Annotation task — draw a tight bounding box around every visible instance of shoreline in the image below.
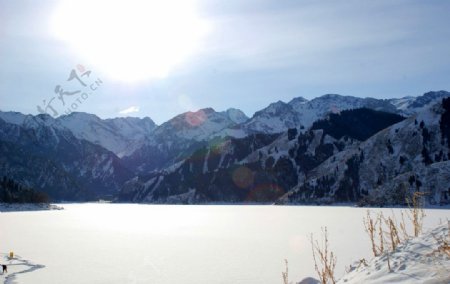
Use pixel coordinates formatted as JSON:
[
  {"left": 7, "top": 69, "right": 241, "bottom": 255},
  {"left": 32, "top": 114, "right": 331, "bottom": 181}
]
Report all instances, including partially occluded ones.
[{"left": 0, "top": 203, "right": 64, "bottom": 212}]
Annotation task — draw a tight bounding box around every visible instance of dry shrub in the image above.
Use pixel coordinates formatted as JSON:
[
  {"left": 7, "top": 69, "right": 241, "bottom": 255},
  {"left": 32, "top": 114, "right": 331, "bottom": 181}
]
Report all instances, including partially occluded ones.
[
  {"left": 363, "top": 211, "right": 385, "bottom": 257},
  {"left": 363, "top": 210, "right": 407, "bottom": 257},
  {"left": 399, "top": 211, "right": 410, "bottom": 240},
  {"left": 385, "top": 216, "right": 401, "bottom": 252},
  {"left": 310, "top": 227, "right": 337, "bottom": 284},
  {"left": 363, "top": 191, "right": 427, "bottom": 258},
  {"left": 282, "top": 259, "right": 289, "bottom": 284},
  {"left": 406, "top": 191, "right": 426, "bottom": 237}
]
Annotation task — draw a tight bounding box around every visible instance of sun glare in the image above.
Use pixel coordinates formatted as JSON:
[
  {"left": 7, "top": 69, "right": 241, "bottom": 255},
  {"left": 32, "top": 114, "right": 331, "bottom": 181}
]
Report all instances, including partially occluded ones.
[{"left": 51, "top": 0, "right": 209, "bottom": 82}]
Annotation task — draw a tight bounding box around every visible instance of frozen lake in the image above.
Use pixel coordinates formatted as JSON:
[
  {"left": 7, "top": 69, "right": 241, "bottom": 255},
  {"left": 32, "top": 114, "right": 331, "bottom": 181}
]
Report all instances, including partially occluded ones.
[{"left": 0, "top": 204, "right": 448, "bottom": 284}]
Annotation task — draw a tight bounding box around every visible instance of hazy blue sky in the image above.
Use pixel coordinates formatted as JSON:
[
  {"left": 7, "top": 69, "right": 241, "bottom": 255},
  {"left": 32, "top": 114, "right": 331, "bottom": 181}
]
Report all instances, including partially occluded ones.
[{"left": 1, "top": 0, "right": 450, "bottom": 124}]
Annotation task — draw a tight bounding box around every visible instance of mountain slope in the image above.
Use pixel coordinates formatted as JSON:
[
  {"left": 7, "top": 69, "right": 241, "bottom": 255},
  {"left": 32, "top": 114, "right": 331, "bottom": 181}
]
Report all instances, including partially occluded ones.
[
  {"left": 0, "top": 114, "right": 132, "bottom": 200},
  {"left": 282, "top": 98, "right": 450, "bottom": 205},
  {"left": 118, "top": 133, "right": 281, "bottom": 203},
  {"left": 389, "top": 90, "right": 450, "bottom": 116},
  {"left": 242, "top": 91, "right": 450, "bottom": 135},
  {"left": 243, "top": 94, "right": 399, "bottom": 134},
  {"left": 122, "top": 108, "right": 249, "bottom": 173},
  {"left": 118, "top": 108, "right": 405, "bottom": 203},
  {"left": 57, "top": 112, "right": 156, "bottom": 157},
  {"left": 2, "top": 91, "right": 450, "bottom": 203}
]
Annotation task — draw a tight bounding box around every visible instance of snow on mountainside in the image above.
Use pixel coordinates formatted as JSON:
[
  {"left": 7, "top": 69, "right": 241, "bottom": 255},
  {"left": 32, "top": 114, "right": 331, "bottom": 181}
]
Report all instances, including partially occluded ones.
[
  {"left": 243, "top": 91, "right": 450, "bottom": 135},
  {"left": 118, "top": 108, "right": 405, "bottom": 204},
  {"left": 0, "top": 111, "right": 63, "bottom": 130},
  {"left": 0, "top": 113, "right": 132, "bottom": 200},
  {"left": 0, "top": 111, "right": 157, "bottom": 157},
  {"left": 121, "top": 108, "right": 250, "bottom": 173},
  {"left": 0, "top": 111, "right": 28, "bottom": 125},
  {"left": 222, "top": 108, "right": 249, "bottom": 124},
  {"left": 2, "top": 91, "right": 450, "bottom": 203},
  {"left": 244, "top": 101, "right": 302, "bottom": 133},
  {"left": 295, "top": 94, "right": 398, "bottom": 126},
  {"left": 244, "top": 94, "right": 398, "bottom": 134},
  {"left": 282, "top": 99, "right": 450, "bottom": 205},
  {"left": 58, "top": 112, "right": 156, "bottom": 157},
  {"left": 118, "top": 133, "right": 281, "bottom": 203},
  {"left": 388, "top": 96, "right": 416, "bottom": 111},
  {"left": 151, "top": 107, "right": 245, "bottom": 141},
  {"left": 389, "top": 90, "right": 450, "bottom": 116}
]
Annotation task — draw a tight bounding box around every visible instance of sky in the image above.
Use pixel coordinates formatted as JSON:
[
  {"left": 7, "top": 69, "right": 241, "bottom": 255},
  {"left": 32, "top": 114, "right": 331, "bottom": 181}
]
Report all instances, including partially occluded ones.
[{"left": 1, "top": 0, "right": 450, "bottom": 124}]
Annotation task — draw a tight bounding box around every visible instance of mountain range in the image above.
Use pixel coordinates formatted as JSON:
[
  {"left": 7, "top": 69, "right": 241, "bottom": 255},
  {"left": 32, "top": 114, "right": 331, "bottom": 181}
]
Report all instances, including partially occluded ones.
[{"left": 1, "top": 91, "right": 449, "bottom": 204}]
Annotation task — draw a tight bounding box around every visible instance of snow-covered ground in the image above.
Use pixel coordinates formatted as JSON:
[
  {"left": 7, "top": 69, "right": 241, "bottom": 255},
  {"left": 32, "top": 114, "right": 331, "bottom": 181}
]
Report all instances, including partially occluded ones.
[
  {"left": 0, "top": 253, "right": 45, "bottom": 284},
  {"left": 0, "top": 204, "right": 448, "bottom": 284},
  {"left": 337, "top": 224, "right": 450, "bottom": 284}
]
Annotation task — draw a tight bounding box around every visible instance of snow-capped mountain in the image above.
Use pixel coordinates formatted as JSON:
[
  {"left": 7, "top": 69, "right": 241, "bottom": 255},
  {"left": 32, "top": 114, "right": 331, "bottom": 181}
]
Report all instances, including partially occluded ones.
[
  {"left": 2, "top": 90, "right": 450, "bottom": 203},
  {"left": 242, "top": 91, "right": 450, "bottom": 135},
  {"left": 57, "top": 112, "right": 156, "bottom": 157},
  {"left": 282, "top": 98, "right": 450, "bottom": 205},
  {"left": 0, "top": 111, "right": 157, "bottom": 158},
  {"left": 117, "top": 108, "right": 406, "bottom": 204},
  {"left": 243, "top": 94, "right": 398, "bottom": 134},
  {"left": 0, "top": 113, "right": 132, "bottom": 200},
  {"left": 0, "top": 111, "right": 29, "bottom": 125},
  {"left": 222, "top": 108, "right": 249, "bottom": 124},
  {"left": 295, "top": 94, "right": 398, "bottom": 125},
  {"left": 150, "top": 107, "right": 247, "bottom": 141},
  {"left": 388, "top": 90, "right": 450, "bottom": 116},
  {"left": 122, "top": 108, "right": 249, "bottom": 173},
  {"left": 243, "top": 101, "right": 302, "bottom": 133}
]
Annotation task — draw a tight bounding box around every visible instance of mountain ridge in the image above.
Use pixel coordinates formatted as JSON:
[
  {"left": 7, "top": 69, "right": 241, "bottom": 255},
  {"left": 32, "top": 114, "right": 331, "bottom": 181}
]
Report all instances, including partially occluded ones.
[{"left": 1, "top": 90, "right": 449, "bottom": 203}]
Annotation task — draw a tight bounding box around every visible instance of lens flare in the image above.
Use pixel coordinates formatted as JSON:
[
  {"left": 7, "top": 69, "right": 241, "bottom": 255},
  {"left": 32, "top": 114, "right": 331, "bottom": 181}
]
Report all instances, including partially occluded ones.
[
  {"left": 232, "top": 166, "right": 254, "bottom": 189},
  {"left": 246, "top": 183, "right": 285, "bottom": 202},
  {"left": 185, "top": 109, "right": 207, "bottom": 127}
]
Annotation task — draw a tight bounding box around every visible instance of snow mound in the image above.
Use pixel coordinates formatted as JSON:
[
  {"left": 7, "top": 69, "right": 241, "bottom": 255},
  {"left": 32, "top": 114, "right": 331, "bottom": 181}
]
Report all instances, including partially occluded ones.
[
  {"left": 297, "top": 276, "right": 320, "bottom": 284},
  {"left": 338, "top": 224, "right": 450, "bottom": 284}
]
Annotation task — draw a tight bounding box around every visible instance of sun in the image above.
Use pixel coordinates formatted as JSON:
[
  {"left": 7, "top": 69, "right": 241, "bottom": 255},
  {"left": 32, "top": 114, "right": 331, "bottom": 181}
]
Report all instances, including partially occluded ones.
[{"left": 51, "top": 0, "right": 209, "bottom": 82}]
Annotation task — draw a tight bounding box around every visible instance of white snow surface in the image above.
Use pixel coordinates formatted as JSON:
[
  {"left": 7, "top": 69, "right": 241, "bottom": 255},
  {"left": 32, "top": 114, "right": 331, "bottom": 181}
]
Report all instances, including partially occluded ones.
[
  {"left": 0, "top": 204, "right": 448, "bottom": 284},
  {"left": 338, "top": 223, "right": 450, "bottom": 284}
]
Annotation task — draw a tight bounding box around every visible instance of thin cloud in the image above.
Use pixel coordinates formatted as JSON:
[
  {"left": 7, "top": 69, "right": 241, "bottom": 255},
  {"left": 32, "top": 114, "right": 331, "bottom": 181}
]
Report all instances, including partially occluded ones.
[
  {"left": 199, "top": 0, "right": 450, "bottom": 76},
  {"left": 119, "top": 106, "right": 140, "bottom": 114}
]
